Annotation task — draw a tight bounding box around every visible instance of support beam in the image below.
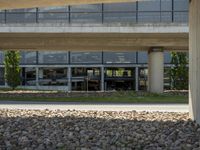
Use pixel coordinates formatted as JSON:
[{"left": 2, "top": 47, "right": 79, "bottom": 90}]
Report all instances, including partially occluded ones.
[
  {"left": 101, "top": 66, "right": 105, "bottom": 92},
  {"left": 148, "top": 48, "right": 164, "bottom": 93},
  {"left": 36, "top": 67, "right": 39, "bottom": 87},
  {"left": 68, "top": 67, "right": 72, "bottom": 92},
  {"left": 135, "top": 67, "right": 139, "bottom": 91},
  {"left": 189, "top": 0, "right": 200, "bottom": 124}
]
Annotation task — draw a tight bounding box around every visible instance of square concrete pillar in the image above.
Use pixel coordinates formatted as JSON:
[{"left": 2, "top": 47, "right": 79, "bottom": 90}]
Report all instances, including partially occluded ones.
[
  {"left": 148, "top": 48, "right": 164, "bottom": 93},
  {"left": 189, "top": 0, "right": 200, "bottom": 124}
]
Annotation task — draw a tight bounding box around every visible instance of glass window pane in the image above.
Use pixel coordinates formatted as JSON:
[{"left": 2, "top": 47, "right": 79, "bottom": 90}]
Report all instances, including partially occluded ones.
[
  {"left": 20, "top": 51, "right": 37, "bottom": 64},
  {"left": 21, "top": 67, "right": 36, "bottom": 86},
  {"left": 138, "top": 0, "right": 160, "bottom": 11},
  {"left": 138, "top": 52, "right": 148, "bottom": 64},
  {"left": 7, "top": 8, "right": 36, "bottom": 13},
  {"left": 6, "top": 12, "right": 36, "bottom": 23},
  {"left": 71, "top": 13, "right": 102, "bottom": 23},
  {"left": 38, "top": 6, "right": 69, "bottom": 12},
  {"left": 38, "top": 51, "right": 69, "bottom": 64},
  {"left": 104, "top": 3, "right": 136, "bottom": 12},
  {"left": 174, "top": 12, "right": 188, "bottom": 23},
  {"left": 70, "top": 52, "right": 102, "bottom": 64},
  {"left": 174, "top": 0, "right": 188, "bottom": 11},
  {"left": 138, "top": 12, "right": 161, "bottom": 23},
  {"left": 139, "top": 67, "right": 148, "bottom": 90},
  {"left": 161, "top": 0, "right": 172, "bottom": 11},
  {"left": 104, "top": 12, "right": 136, "bottom": 23},
  {"left": 39, "top": 67, "right": 68, "bottom": 86},
  {"left": 161, "top": 12, "right": 172, "bottom": 22},
  {"left": 38, "top": 12, "right": 69, "bottom": 23},
  {"left": 104, "top": 52, "right": 136, "bottom": 64},
  {"left": 0, "top": 12, "right": 5, "bottom": 23},
  {"left": 0, "top": 51, "right": 4, "bottom": 64},
  {"left": 164, "top": 52, "right": 171, "bottom": 64},
  {"left": 0, "top": 68, "right": 5, "bottom": 85},
  {"left": 71, "top": 4, "right": 102, "bottom": 12}
]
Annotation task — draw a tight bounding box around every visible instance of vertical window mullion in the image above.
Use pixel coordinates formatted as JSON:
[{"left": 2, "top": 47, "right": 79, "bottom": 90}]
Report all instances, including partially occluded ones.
[
  {"left": 68, "top": 6, "right": 71, "bottom": 24},
  {"left": 172, "top": 0, "right": 174, "bottom": 22}
]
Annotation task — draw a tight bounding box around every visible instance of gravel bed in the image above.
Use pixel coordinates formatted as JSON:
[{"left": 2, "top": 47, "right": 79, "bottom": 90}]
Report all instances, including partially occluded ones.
[{"left": 0, "top": 109, "right": 199, "bottom": 150}]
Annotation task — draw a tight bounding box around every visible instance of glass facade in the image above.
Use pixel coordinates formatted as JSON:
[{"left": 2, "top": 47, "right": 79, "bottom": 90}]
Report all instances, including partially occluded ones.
[
  {"left": 0, "top": 51, "right": 188, "bottom": 91},
  {"left": 104, "top": 52, "right": 136, "bottom": 64},
  {"left": 20, "top": 51, "right": 37, "bottom": 64},
  {"left": 39, "top": 67, "right": 68, "bottom": 86},
  {"left": 21, "top": 67, "right": 36, "bottom": 86},
  {"left": 38, "top": 51, "right": 68, "bottom": 64},
  {"left": 71, "top": 67, "right": 101, "bottom": 91},
  {"left": 0, "top": 68, "right": 4, "bottom": 85},
  {"left": 70, "top": 52, "right": 102, "bottom": 64},
  {"left": 105, "top": 67, "right": 135, "bottom": 90},
  {"left": 0, "top": 0, "right": 188, "bottom": 24},
  {"left": 0, "top": 51, "right": 4, "bottom": 64}
]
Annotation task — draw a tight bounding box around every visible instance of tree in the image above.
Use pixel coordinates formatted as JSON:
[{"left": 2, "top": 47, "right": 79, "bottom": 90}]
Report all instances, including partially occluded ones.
[
  {"left": 4, "top": 51, "right": 21, "bottom": 90},
  {"left": 170, "top": 52, "right": 188, "bottom": 90}
]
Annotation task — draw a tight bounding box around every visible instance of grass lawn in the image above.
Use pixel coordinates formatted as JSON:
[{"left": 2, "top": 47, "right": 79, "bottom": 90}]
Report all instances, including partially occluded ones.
[{"left": 0, "top": 91, "right": 188, "bottom": 103}]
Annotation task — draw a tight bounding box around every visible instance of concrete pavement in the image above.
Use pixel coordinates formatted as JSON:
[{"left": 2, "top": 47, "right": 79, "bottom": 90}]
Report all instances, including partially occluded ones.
[{"left": 0, "top": 101, "right": 188, "bottom": 112}]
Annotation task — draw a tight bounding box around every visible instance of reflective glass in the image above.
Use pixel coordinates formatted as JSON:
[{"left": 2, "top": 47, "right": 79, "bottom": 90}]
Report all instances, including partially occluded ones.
[
  {"left": 71, "top": 13, "right": 102, "bottom": 23},
  {"left": 161, "top": 0, "right": 172, "bottom": 11},
  {"left": 38, "top": 12, "right": 69, "bottom": 23},
  {"left": 161, "top": 12, "right": 172, "bottom": 22},
  {"left": 38, "top": 51, "right": 69, "bottom": 64},
  {"left": 174, "top": 12, "right": 188, "bottom": 23},
  {"left": 0, "top": 12, "right": 5, "bottom": 23},
  {"left": 104, "top": 3, "right": 136, "bottom": 12},
  {"left": 138, "top": 12, "right": 161, "bottom": 23},
  {"left": 138, "top": 0, "right": 160, "bottom": 11},
  {"left": 38, "top": 6, "right": 69, "bottom": 12},
  {"left": 39, "top": 67, "right": 68, "bottom": 86},
  {"left": 21, "top": 67, "right": 36, "bottom": 86},
  {"left": 6, "top": 12, "right": 36, "bottom": 23},
  {"left": 0, "top": 51, "right": 4, "bottom": 64},
  {"left": 71, "top": 4, "right": 102, "bottom": 12},
  {"left": 104, "top": 12, "right": 136, "bottom": 23},
  {"left": 20, "top": 51, "right": 37, "bottom": 64},
  {"left": 164, "top": 52, "right": 171, "bottom": 64},
  {"left": 138, "top": 52, "right": 148, "bottom": 64},
  {"left": 0, "top": 68, "right": 5, "bottom": 85},
  {"left": 104, "top": 52, "right": 136, "bottom": 64},
  {"left": 70, "top": 52, "right": 102, "bottom": 64},
  {"left": 174, "top": 0, "right": 188, "bottom": 11},
  {"left": 6, "top": 8, "right": 36, "bottom": 12}
]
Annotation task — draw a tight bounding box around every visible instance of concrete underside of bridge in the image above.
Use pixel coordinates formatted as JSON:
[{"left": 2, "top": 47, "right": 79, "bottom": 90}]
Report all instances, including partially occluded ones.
[
  {"left": 0, "top": 24, "right": 188, "bottom": 51},
  {"left": 0, "top": 0, "right": 140, "bottom": 9},
  {"left": 0, "top": 32, "right": 188, "bottom": 51}
]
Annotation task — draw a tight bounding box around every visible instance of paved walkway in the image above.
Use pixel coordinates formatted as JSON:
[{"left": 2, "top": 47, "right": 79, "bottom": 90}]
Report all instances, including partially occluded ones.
[{"left": 0, "top": 101, "right": 189, "bottom": 112}]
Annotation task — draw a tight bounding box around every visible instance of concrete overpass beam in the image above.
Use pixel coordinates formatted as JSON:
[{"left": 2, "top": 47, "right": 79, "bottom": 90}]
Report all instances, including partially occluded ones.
[
  {"left": 148, "top": 48, "right": 164, "bottom": 93},
  {"left": 189, "top": 0, "right": 200, "bottom": 124}
]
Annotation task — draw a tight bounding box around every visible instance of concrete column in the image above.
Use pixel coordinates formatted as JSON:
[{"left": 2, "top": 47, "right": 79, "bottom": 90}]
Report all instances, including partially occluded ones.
[
  {"left": 189, "top": 0, "right": 200, "bottom": 124},
  {"left": 36, "top": 67, "right": 39, "bottom": 87},
  {"left": 135, "top": 67, "right": 139, "bottom": 91},
  {"left": 101, "top": 66, "right": 104, "bottom": 92},
  {"left": 68, "top": 67, "right": 72, "bottom": 92},
  {"left": 148, "top": 48, "right": 164, "bottom": 93}
]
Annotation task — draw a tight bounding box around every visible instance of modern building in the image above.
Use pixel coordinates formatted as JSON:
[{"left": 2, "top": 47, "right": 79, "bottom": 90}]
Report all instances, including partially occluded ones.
[{"left": 0, "top": 0, "right": 189, "bottom": 92}]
